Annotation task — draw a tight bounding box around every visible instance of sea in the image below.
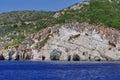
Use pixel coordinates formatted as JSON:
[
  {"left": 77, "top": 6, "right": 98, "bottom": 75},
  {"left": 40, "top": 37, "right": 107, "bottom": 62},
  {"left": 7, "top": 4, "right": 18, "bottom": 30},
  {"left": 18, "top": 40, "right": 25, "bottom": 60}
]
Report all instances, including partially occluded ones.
[{"left": 0, "top": 61, "right": 120, "bottom": 80}]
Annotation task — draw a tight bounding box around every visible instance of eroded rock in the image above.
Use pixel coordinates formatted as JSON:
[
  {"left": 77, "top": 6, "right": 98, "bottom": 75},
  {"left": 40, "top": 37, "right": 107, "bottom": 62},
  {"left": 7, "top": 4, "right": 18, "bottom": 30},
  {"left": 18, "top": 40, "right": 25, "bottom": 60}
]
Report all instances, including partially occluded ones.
[{"left": 50, "top": 49, "right": 62, "bottom": 61}]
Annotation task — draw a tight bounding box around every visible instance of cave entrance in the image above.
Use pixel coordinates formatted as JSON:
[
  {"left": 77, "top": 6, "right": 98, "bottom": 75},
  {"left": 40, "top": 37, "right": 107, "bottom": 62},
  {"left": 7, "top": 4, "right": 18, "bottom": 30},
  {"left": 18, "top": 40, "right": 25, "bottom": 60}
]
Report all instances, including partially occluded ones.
[
  {"left": 50, "top": 55, "right": 60, "bottom": 61},
  {"left": 50, "top": 49, "right": 62, "bottom": 61},
  {"left": 68, "top": 55, "right": 71, "bottom": 61},
  {"left": 42, "top": 56, "right": 45, "bottom": 61},
  {"left": 15, "top": 55, "right": 20, "bottom": 60},
  {"left": 72, "top": 54, "right": 80, "bottom": 61},
  {"left": 0, "top": 54, "right": 5, "bottom": 60}
]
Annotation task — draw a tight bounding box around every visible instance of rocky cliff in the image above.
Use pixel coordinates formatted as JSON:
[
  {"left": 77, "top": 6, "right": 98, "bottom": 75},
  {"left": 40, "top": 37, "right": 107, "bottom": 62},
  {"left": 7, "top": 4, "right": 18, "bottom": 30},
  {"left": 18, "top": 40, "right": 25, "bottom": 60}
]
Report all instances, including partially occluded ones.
[
  {"left": 1, "top": 22, "right": 120, "bottom": 61},
  {"left": 31, "top": 22, "right": 120, "bottom": 61}
]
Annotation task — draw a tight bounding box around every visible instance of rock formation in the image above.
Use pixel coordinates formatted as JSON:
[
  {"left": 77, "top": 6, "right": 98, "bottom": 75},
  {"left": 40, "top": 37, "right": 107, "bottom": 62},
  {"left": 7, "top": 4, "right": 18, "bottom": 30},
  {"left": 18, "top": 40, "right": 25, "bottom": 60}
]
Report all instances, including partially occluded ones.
[
  {"left": 30, "top": 22, "right": 120, "bottom": 61},
  {"left": 0, "top": 22, "right": 120, "bottom": 61}
]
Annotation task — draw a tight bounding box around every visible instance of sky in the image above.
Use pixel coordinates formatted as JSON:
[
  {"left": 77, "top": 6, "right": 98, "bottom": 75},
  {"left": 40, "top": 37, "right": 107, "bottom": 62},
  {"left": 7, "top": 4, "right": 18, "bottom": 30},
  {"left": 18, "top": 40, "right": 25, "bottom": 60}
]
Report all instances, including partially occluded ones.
[{"left": 0, "top": 0, "right": 83, "bottom": 13}]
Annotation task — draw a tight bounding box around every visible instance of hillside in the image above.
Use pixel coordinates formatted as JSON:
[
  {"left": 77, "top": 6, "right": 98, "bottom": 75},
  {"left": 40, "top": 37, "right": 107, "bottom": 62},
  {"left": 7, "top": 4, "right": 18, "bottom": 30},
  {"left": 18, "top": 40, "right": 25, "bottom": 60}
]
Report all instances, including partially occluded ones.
[
  {"left": 54, "top": 0, "right": 120, "bottom": 29},
  {"left": 0, "top": 11, "right": 54, "bottom": 25},
  {"left": 0, "top": 0, "right": 120, "bottom": 61}
]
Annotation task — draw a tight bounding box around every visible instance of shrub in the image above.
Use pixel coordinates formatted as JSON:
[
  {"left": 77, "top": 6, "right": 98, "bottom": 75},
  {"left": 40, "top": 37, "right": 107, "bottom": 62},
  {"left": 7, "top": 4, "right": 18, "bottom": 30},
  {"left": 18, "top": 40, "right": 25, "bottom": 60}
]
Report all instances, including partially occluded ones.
[
  {"left": 35, "top": 34, "right": 50, "bottom": 49},
  {"left": 68, "top": 34, "right": 80, "bottom": 41},
  {"left": 108, "top": 41, "right": 116, "bottom": 47},
  {"left": 5, "top": 40, "right": 21, "bottom": 49}
]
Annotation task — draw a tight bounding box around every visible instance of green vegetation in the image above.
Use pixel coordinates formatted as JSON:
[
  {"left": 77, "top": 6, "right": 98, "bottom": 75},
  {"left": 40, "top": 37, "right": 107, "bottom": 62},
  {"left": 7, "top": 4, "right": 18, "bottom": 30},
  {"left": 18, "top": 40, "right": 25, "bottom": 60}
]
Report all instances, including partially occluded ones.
[
  {"left": 5, "top": 40, "right": 21, "bottom": 49},
  {"left": 108, "top": 41, "right": 116, "bottom": 47},
  {"left": 0, "top": 11, "right": 54, "bottom": 49},
  {"left": 57, "top": 0, "right": 120, "bottom": 29},
  {"left": 0, "top": 11, "right": 54, "bottom": 25},
  {"left": 68, "top": 34, "right": 80, "bottom": 41},
  {"left": 0, "top": 0, "right": 120, "bottom": 36},
  {"left": 89, "top": 0, "right": 120, "bottom": 29},
  {"left": 11, "top": 34, "right": 25, "bottom": 40},
  {"left": 35, "top": 34, "right": 50, "bottom": 50}
]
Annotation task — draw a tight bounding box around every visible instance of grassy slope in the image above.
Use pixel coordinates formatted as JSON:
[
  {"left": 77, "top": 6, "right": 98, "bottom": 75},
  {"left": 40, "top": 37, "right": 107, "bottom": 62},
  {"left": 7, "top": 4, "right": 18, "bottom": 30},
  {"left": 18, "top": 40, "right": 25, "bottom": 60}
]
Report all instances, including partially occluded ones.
[{"left": 0, "top": 11, "right": 54, "bottom": 24}]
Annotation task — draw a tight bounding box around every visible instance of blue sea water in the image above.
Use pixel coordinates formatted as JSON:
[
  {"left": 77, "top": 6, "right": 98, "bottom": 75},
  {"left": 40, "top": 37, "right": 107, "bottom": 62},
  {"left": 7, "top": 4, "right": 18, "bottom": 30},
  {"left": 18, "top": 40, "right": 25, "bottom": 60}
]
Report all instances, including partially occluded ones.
[{"left": 0, "top": 61, "right": 120, "bottom": 80}]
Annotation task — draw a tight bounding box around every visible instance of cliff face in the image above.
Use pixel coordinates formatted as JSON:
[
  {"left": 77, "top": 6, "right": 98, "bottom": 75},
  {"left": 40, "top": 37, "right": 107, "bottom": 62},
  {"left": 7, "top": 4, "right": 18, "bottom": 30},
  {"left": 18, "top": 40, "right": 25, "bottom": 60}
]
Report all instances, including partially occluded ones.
[
  {"left": 31, "top": 22, "right": 120, "bottom": 61},
  {"left": 0, "top": 22, "right": 120, "bottom": 61}
]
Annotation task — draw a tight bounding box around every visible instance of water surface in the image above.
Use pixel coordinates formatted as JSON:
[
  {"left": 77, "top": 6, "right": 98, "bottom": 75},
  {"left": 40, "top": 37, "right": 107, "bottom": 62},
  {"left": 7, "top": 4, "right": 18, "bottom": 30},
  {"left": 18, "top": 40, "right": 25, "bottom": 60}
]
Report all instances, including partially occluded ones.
[{"left": 0, "top": 61, "right": 120, "bottom": 80}]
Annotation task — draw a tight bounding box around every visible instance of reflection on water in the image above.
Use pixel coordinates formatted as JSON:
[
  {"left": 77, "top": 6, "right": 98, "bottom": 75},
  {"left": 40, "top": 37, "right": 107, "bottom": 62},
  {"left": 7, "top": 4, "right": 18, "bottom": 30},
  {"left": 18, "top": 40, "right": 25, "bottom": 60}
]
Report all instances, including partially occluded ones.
[{"left": 0, "top": 61, "right": 120, "bottom": 80}]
